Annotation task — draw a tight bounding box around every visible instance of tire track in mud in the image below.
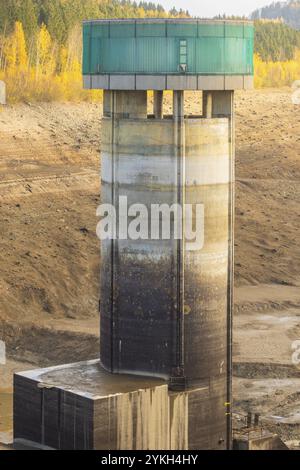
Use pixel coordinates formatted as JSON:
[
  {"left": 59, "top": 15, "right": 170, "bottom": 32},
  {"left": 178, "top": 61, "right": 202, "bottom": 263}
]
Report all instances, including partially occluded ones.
[{"left": 0, "top": 169, "right": 98, "bottom": 187}]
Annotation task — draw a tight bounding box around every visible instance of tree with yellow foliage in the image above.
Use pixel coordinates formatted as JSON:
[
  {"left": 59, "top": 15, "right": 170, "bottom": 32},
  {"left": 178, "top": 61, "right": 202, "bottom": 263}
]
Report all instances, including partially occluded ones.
[
  {"left": 4, "top": 21, "right": 28, "bottom": 72},
  {"left": 35, "top": 24, "right": 56, "bottom": 79},
  {"left": 254, "top": 52, "right": 300, "bottom": 87}
]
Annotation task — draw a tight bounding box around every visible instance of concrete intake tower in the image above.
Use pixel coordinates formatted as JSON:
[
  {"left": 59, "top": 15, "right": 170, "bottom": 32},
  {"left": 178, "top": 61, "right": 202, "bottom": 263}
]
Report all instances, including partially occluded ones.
[{"left": 14, "top": 19, "right": 254, "bottom": 450}]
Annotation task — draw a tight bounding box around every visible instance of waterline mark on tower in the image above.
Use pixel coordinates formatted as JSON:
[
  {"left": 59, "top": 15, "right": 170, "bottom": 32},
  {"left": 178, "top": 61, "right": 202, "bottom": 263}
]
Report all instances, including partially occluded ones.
[{"left": 96, "top": 196, "right": 205, "bottom": 251}]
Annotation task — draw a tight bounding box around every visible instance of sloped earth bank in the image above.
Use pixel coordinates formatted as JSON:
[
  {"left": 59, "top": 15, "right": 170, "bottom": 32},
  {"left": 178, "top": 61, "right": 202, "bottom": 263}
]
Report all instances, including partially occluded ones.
[{"left": 1, "top": 90, "right": 300, "bottom": 449}]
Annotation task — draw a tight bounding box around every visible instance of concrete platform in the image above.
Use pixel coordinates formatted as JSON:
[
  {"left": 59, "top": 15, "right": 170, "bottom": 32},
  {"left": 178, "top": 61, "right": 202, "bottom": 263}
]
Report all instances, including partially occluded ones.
[{"left": 14, "top": 360, "right": 219, "bottom": 450}]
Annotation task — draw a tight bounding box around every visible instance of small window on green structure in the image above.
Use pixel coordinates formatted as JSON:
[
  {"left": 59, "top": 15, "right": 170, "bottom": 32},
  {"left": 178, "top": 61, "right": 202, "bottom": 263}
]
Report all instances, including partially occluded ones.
[{"left": 179, "top": 40, "right": 187, "bottom": 67}]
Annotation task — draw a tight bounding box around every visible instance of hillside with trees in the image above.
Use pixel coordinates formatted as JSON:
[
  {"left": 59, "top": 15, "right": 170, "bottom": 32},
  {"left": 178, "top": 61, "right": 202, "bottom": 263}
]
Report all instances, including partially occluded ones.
[
  {"left": 253, "top": 19, "right": 300, "bottom": 87},
  {"left": 1, "top": 0, "right": 300, "bottom": 101},
  {"left": 254, "top": 19, "right": 300, "bottom": 60},
  {"left": 0, "top": 0, "right": 189, "bottom": 43},
  {"left": 0, "top": 0, "right": 189, "bottom": 102},
  {"left": 252, "top": 1, "right": 300, "bottom": 30}
]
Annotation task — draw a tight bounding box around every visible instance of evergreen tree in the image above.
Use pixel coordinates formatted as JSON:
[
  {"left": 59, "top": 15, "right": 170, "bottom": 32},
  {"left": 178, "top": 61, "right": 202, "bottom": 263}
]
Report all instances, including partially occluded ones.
[
  {"left": 255, "top": 20, "right": 300, "bottom": 61},
  {"left": 46, "top": 0, "right": 67, "bottom": 44},
  {"left": 17, "top": 0, "right": 38, "bottom": 41},
  {"left": 4, "top": 21, "right": 27, "bottom": 71},
  {"left": 0, "top": 0, "right": 18, "bottom": 35}
]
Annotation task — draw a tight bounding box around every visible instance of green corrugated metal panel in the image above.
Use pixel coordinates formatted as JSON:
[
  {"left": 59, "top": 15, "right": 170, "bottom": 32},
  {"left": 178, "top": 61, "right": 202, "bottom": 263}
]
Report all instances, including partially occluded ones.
[
  {"left": 225, "top": 23, "right": 244, "bottom": 38},
  {"left": 167, "top": 22, "right": 198, "bottom": 37},
  {"left": 244, "top": 24, "right": 254, "bottom": 39},
  {"left": 82, "top": 23, "right": 91, "bottom": 74},
  {"left": 110, "top": 22, "right": 136, "bottom": 37},
  {"left": 198, "top": 22, "right": 225, "bottom": 37},
  {"left": 90, "top": 38, "right": 102, "bottom": 73},
  {"left": 246, "top": 38, "right": 254, "bottom": 74},
  {"left": 136, "top": 22, "right": 166, "bottom": 37},
  {"left": 224, "top": 38, "right": 246, "bottom": 73},
  {"left": 82, "top": 20, "right": 254, "bottom": 76},
  {"left": 196, "top": 38, "right": 225, "bottom": 73},
  {"left": 135, "top": 38, "right": 174, "bottom": 73},
  {"left": 101, "top": 38, "right": 135, "bottom": 72},
  {"left": 91, "top": 23, "right": 109, "bottom": 38}
]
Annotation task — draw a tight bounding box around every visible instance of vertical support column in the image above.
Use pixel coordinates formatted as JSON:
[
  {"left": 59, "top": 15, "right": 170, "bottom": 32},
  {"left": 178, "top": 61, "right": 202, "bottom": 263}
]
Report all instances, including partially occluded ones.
[
  {"left": 103, "top": 90, "right": 113, "bottom": 117},
  {"left": 104, "top": 90, "right": 147, "bottom": 119},
  {"left": 154, "top": 91, "right": 164, "bottom": 119},
  {"left": 202, "top": 91, "right": 213, "bottom": 118},
  {"left": 172, "top": 91, "right": 186, "bottom": 387},
  {"left": 211, "top": 90, "right": 235, "bottom": 450}
]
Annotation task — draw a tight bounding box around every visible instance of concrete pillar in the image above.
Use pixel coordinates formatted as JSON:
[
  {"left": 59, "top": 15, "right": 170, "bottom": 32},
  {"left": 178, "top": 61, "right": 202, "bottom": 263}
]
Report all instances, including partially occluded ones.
[
  {"left": 202, "top": 91, "right": 213, "bottom": 118},
  {"left": 173, "top": 90, "right": 185, "bottom": 120},
  {"left": 100, "top": 89, "right": 234, "bottom": 449},
  {"left": 211, "top": 90, "right": 234, "bottom": 119},
  {"left": 172, "top": 91, "right": 186, "bottom": 385},
  {"left": 103, "top": 90, "right": 147, "bottom": 119},
  {"left": 153, "top": 91, "right": 163, "bottom": 119}
]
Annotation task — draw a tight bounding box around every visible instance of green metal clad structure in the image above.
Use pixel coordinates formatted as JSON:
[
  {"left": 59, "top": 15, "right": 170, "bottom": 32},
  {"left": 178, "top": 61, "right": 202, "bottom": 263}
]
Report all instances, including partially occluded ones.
[{"left": 82, "top": 19, "right": 254, "bottom": 76}]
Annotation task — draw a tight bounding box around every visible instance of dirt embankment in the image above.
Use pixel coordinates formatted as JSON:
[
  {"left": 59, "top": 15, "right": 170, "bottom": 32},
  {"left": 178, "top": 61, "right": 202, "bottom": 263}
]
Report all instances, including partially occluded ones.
[
  {"left": 235, "top": 89, "right": 300, "bottom": 287},
  {"left": 0, "top": 103, "right": 102, "bottom": 326}
]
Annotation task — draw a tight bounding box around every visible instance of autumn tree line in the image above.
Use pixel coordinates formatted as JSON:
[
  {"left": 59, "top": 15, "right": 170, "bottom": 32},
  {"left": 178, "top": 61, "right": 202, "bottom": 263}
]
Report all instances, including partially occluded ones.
[
  {"left": 0, "top": 1, "right": 300, "bottom": 102},
  {"left": 254, "top": 19, "right": 300, "bottom": 88},
  {"left": 0, "top": 0, "right": 189, "bottom": 44},
  {"left": 252, "top": 0, "right": 300, "bottom": 30},
  {"left": 0, "top": 0, "right": 189, "bottom": 102}
]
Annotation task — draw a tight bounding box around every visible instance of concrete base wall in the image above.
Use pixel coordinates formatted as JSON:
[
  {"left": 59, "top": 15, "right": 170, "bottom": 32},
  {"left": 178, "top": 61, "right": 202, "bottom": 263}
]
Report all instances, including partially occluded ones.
[{"left": 14, "top": 360, "right": 226, "bottom": 450}]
